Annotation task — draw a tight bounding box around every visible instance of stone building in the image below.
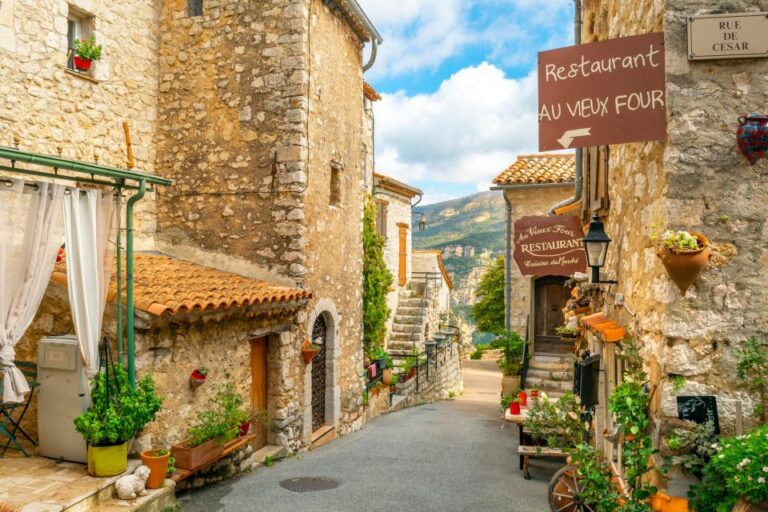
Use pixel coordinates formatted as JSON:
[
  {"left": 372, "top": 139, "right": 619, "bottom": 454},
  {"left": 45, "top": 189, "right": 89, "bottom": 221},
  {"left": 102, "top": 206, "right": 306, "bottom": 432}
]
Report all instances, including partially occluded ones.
[
  {"left": 491, "top": 154, "right": 576, "bottom": 341},
  {"left": 372, "top": 173, "right": 423, "bottom": 331},
  {"left": 2, "top": 0, "right": 384, "bottom": 458},
  {"left": 562, "top": 0, "right": 768, "bottom": 497}
]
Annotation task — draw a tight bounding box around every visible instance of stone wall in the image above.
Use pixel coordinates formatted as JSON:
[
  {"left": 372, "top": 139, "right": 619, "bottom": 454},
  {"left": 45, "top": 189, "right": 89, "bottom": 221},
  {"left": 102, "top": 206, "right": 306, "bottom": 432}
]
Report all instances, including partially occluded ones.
[
  {"left": 15, "top": 280, "right": 309, "bottom": 452},
  {"left": 392, "top": 344, "right": 464, "bottom": 410},
  {"left": 378, "top": 189, "right": 414, "bottom": 327},
  {"left": 582, "top": 0, "right": 768, "bottom": 452},
  {"left": 0, "top": 0, "right": 159, "bottom": 249},
  {"left": 503, "top": 185, "right": 575, "bottom": 335},
  {"left": 154, "top": 0, "right": 311, "bottom": 284},
  {"left": 303, "top": 0, "right": 367, "bottom": 435}
]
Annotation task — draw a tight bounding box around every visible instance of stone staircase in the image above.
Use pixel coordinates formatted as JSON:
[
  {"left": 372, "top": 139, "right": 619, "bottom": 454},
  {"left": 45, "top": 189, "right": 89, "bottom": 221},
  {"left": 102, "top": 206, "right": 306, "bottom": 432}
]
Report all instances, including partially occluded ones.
[
  {"left": 525, "top": 354, "right": 574, "bottom": 398},
  {"left": 387, "top": 289, "right": 427, "bottom": 364}
]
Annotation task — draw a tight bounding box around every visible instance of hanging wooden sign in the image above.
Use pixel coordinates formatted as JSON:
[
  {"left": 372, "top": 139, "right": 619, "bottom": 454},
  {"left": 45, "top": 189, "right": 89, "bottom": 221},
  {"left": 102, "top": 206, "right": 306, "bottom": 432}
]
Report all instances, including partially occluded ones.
[{"left": 513, "top": 215, "right": 587, "bottom": 277}]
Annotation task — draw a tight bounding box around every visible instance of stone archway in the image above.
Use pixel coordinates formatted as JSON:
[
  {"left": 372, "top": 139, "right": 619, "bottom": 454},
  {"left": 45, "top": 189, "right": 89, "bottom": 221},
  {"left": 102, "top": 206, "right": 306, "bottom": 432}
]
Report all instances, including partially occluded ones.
[{"left": 303, "top": 299, "right": 340, "bottom": 440}]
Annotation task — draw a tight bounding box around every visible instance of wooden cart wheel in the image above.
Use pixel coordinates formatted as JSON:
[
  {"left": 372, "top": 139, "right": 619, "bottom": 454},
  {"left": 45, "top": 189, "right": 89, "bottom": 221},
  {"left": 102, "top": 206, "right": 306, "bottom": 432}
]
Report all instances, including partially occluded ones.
[{"left": 548, "top": 465, "right": 596, "bottom": 512}]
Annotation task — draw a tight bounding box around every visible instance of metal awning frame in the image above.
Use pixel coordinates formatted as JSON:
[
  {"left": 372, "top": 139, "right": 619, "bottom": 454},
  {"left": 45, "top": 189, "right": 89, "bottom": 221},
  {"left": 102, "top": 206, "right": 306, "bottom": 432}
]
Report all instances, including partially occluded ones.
[{"left": 0, "top": 145, "right": 173, "bottom": 386}]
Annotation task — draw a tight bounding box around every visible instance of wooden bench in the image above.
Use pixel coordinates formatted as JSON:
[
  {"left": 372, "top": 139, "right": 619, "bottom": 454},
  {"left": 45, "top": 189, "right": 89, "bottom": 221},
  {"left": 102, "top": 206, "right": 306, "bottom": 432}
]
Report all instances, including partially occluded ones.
[{"left": 518, "top": 445, "right": 568, "bottom": 480}]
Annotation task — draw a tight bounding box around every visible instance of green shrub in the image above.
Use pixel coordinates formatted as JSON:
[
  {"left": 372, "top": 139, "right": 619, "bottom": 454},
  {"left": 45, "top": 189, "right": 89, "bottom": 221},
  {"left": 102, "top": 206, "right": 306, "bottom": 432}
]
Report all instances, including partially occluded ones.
[
  {"left": 74, "top": 364, "right": 162, "bottom": 446},
  {"left": 495, "top": 331, "right": 523, "bottom": 376},
  {"left": 188, "top": 383, "right": 249, "bottom": 447},
  {"left": 469, "top": 350, "right": 482, "bottom": 360}
]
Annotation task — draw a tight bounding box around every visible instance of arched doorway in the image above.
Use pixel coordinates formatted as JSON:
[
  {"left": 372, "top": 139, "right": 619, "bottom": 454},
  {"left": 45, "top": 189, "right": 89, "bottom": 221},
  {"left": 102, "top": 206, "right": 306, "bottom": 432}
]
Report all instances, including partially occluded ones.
[
  {"left": 311, "top": 315, "right": 327, "bottom": 431},
  {"left": 533, "top": 276, "right": 570, "bottom": 355}
]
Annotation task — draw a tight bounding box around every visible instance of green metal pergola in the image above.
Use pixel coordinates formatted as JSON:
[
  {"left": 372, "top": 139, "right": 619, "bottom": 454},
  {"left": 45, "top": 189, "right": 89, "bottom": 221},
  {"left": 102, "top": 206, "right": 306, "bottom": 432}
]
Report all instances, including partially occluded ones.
[{"left": 0, "top": 145, "right": 173, "bottom": 386}]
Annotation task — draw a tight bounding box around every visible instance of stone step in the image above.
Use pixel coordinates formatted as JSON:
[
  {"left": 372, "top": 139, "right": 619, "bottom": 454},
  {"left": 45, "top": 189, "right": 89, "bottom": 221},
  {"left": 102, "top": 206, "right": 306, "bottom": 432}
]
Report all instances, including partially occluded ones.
[
  {"left": 526, "top": 368, "right": 573, "bottom": 382},
  {"left": 310, "top": 426, "right": 337, "bottom": 450},
  {"left": 398, "top": 289, "right": 417, "bottom": 298},
  {"left": 398, "top": 299, "right": 426, "bottom": 308},
  {"left": 529, "top": 355, "right": 573, "bottom": 371},
  {"left": 392, "top": 323, "right": 422, "bottom": 334},
  {"left": 390, "top": 331, "right": 423, "bottom": 341},
  {"left": 395, "top": 306, "right": 423, "bottom": 316},
  {"left": 392, "top": 314, "right": 424, "bottom": 325},
  {"left": 88, "top": 483, "right": 176, "bottom": 512},
  {"left": 525, "top": 376, "right": 572, "bottom": 392}
]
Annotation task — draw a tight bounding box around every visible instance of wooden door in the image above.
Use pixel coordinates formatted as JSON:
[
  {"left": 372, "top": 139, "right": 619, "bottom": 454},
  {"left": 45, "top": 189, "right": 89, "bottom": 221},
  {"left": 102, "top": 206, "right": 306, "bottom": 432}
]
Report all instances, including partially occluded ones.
[
  {"left": 398, "top": 224, "right": 407, "bottom": 286},
  {"left": 533, "top": 276, "right": 570, "bottom": 355},
  {"left": 250, "top": 337, "right": 268, "bottom": 450}
]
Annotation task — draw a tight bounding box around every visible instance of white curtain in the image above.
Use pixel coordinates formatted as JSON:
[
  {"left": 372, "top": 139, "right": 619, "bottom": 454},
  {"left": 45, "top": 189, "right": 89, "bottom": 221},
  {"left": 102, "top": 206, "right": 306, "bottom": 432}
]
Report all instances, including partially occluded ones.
[
  {"left": 63, "top": 189, "right": 117, "bottom": 379},
  {"left": 0, "top": 179, "right": 65, "bottom": 403}
]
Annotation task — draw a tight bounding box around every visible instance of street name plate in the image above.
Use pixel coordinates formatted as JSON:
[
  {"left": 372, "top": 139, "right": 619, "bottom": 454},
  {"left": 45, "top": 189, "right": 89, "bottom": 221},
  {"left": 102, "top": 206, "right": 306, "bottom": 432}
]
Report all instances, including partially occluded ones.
[
  {"left": 538, "top": 33, "right": 667, "bottom": 151},
  {"left": 688, "top": 12, "right": 768, "bottom": 60}
]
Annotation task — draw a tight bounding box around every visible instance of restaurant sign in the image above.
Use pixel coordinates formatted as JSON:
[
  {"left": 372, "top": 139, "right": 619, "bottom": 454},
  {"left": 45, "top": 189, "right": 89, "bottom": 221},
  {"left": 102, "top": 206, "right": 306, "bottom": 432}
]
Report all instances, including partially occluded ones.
[
  {"left": 688, "top": 12, "right": 768, "bottom": 61},
  {"left": 513, "top": 215, "right": 587, "bottom": 277},
  {"left": 538, "top": 32, "right": 667, "bottom": 151}
]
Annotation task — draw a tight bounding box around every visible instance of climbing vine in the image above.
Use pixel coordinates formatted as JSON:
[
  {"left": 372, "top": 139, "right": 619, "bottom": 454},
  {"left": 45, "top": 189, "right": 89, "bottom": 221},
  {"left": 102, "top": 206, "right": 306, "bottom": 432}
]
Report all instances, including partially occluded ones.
[{"left": 362, "top": 195, "right": 393, "bottom": 357}]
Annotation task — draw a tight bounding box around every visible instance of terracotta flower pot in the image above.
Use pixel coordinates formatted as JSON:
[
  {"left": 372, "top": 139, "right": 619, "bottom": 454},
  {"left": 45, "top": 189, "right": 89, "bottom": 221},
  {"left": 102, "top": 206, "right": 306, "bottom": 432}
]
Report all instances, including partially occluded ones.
[
  {"left": 239, "top": 421, "right": 250, "bottom": 437},
  {"left": 189, "top": 369, "right": 207, "bottom": 389},
  {"left": 518, "top": 391, "right": 527, "bottom": 407},
  {"left": 509, "top": 402, "right": 521, "bottom": 415},
  {"left": 172, "top": 438, "right": 224, "bottom": 471},
  {"left": 73, "top": 56, "right": 92, "bottom": 71},
  {"left": 302, "top": 348, "right": 319, "bottom": 364},
  {"left": 382, "top": 368, "right": 392, "bottom": 386},
  {"left": 408, "top": 367, "right": 416, "bottom": 380},
  {"left": 530, "top": 389, "right": 539, "bottom": 399},
  {"left": 658, "top": 232, "right": 711, "bottom": 294},
  {"left": 140, "top": 449, "right": 170, "bottom": 489}
]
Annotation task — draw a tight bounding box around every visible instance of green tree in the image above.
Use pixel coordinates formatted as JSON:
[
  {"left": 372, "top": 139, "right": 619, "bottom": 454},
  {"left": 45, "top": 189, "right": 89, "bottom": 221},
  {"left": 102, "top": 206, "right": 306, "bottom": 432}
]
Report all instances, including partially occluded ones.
[
  {"left": 471, "top": 256, "right": 505, "bottom": 334},
  {"left": 362, "top": 196, "right": 393, "bottom": 357}
]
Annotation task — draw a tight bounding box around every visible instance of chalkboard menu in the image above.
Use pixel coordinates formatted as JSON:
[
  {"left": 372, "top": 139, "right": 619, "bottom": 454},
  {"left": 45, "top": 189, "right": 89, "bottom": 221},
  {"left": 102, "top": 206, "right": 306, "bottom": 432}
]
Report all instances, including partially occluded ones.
[{"left": 677, "top": 395, "right": 720, "bottom": 434}]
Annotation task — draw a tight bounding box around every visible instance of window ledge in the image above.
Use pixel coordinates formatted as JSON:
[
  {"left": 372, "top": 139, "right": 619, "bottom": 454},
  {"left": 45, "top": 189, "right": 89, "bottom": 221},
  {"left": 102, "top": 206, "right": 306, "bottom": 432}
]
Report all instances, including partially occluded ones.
[{"left": 64, "top": 67, "right": 101, "bottom": 84}]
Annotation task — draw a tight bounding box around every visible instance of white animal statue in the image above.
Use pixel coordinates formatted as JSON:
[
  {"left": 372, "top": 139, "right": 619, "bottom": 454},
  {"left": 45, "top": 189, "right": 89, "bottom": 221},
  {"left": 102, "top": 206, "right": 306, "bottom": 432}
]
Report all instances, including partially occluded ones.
[{"left": 115, "top": 465, "right": 150, "bottom": 500}]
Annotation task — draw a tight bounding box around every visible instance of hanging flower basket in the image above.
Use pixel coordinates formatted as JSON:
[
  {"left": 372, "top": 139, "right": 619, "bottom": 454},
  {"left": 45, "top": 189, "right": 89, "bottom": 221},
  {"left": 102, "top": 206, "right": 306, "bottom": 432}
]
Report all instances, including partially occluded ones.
[
  {"left": 657, "top": 231, "right": 711, "bottom": 294},
  {"left": 301, "top": 341, "right": 320, "bottom": 364}
]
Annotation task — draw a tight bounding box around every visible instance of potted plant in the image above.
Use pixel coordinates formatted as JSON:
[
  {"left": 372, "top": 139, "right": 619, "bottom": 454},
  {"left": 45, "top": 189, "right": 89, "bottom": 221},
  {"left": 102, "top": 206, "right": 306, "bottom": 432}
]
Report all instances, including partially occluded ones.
[
  {"left": 302, "top": 341, "right": 320, "bottom": 364},
  {"left": 496, "top": 332, "right": 523, "bottom": 397},
  {"left": 189, "top": 366, "right": 208, "bottom": 388},
  {"left": 171, "top": 383, "right": 249, "bottom": 470},
  {"left": 139, "top": 449, "right": 171, "bottom": 489},
  {"left": 530, "top": 388, "right": 539, "bottom": 399},
  {"left": 71, "top": 36, "right": 103, "bottom": 72},
  {"left": 518, "top": 389, "right": 527, "bottom": 407},
  {"left": 653, "top": 227, "right": 711, "bottom": 294},
  {"left": 556, "top": 325, "right": 581, "bottom": 341},
  {"left": 74, "top": 364, "right": 163, "bottom": 477}
]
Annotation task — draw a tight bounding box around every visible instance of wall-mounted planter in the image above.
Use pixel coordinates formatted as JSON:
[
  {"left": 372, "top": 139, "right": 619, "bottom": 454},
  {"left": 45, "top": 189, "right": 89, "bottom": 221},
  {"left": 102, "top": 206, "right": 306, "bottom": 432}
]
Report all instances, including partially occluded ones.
[
  {"left": 603, "top": 326, "right": 626, "bottom": 343},
  {"left": 189, "top": 368, "right": 208, "bottom": 389},
  {"left": 657, "top": 232, "right": 711, "bottom": 294},
  {"left": 302, "top": 347, "right": 319, "bottom": 364},
  {"left": 172, "top": 438, "right": 224, "bottom": 471},
  {"left": 737, "top": 114, "right": 768, "bottom": 165},
  {"left": 73, "top": 56, "right": 93, "bottom": 72}
]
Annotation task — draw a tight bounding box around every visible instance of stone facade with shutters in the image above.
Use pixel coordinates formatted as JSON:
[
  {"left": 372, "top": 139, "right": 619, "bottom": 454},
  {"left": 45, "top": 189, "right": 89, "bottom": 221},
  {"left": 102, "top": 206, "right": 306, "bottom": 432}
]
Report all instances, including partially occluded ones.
[{"left": 580, "top": 0, "right": 768, "bottom": 485}]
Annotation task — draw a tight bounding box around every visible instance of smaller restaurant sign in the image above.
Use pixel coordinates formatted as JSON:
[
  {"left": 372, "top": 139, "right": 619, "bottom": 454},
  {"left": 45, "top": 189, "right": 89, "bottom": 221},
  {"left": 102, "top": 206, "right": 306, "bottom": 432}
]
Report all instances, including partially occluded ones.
[
  {"left": 513, "top": 215, "right": 587, "bottom": 277},
  {"left": 688, "top": 12, "right": 768, "bottom": 61}
]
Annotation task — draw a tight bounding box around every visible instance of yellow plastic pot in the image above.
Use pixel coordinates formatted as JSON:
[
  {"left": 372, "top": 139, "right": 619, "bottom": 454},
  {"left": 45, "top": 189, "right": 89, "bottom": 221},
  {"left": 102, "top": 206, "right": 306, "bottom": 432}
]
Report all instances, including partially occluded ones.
[{"left": 87, "top": 442, "right": 128, "bottom": 477}]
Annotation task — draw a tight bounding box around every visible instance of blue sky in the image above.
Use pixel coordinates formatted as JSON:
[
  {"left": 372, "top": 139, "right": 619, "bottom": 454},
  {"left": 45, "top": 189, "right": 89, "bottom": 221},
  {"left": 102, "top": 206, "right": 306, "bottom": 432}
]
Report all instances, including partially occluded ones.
[{"left": 357, "top": 0, "right": 574, "bottom": 204}]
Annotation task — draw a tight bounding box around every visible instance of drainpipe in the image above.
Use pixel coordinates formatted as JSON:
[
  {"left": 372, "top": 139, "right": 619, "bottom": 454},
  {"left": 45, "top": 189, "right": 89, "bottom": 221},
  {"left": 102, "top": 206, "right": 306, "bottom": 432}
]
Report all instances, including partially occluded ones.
[
  {"left": 504, "top": 192, "right": 513, "bottom": 332},
  {"left": 548, "top": 0, "right": 583, "bottom": 215},
  {"left": 339, "top": 0, "right": 383, "bottom": 72},
  {"left": 363, "top": 39, "right": 378, "bottom": 72},
  {"left": 125, "top": 180, "right": 146, "bottom": 387}
]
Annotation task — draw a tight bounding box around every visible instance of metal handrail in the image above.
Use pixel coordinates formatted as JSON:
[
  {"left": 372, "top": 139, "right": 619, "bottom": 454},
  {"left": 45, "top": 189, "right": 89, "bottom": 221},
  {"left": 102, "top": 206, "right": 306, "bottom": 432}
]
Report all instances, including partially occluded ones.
[{"left": 520, "top": 315, "right": 531, "bottom": 390}]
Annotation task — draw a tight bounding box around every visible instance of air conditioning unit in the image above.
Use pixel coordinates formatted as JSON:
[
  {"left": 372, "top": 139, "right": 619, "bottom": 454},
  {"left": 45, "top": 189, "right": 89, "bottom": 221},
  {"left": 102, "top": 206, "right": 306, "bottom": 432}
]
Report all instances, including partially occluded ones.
[{"left": 37, "top": 336, "right": 89, "bottom": 463}]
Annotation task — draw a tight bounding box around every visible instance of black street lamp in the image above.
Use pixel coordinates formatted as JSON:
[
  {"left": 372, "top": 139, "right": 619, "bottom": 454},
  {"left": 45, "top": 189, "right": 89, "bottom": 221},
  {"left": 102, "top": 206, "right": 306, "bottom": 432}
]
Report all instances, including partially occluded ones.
[
  {"left": 418, "top": 213, "right": 426, "bottom": 232},
  {"left": 582, "top": 215, "right": 617, "bottom": 284}
]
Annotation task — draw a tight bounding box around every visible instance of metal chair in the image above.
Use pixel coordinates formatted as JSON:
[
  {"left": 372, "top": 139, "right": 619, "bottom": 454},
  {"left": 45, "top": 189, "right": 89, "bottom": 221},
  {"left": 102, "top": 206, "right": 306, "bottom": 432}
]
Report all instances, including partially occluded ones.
[{"left": 0, "top": 361, "right": 40, "bottom": 457}]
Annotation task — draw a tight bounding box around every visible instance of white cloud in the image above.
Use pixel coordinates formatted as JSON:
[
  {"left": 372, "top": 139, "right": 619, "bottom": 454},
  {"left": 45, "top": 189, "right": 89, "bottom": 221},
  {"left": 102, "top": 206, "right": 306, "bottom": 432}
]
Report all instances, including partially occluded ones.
[{"left": 374, "top": 63, "right": 539, "bottom": 193}]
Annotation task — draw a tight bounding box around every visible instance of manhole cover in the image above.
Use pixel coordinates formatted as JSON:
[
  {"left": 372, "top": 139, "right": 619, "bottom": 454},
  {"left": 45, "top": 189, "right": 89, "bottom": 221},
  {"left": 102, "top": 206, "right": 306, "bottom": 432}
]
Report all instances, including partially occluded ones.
[{"left": 279, "top": 477, "right": 340, "bottom": 493}]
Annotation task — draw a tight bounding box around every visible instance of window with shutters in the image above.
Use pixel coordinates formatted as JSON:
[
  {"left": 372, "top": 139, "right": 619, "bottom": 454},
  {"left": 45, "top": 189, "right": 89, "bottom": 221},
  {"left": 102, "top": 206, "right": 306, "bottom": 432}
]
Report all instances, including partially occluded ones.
[
  {"left": 580, "top": 146, "right": 610, "bottom": 224},
  {"left": 375, "top": 200, "right": 388, "bottom": 239},
  {"left": 188, "top": 0, "right": 204, "bottom": 17}
]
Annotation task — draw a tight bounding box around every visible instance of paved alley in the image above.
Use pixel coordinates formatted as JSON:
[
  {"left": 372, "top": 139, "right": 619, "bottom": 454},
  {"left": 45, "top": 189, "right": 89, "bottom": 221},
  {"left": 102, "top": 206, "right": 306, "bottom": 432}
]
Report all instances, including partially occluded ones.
[{"left": 177, "top": 360, "right": 558, "bottom": 512}]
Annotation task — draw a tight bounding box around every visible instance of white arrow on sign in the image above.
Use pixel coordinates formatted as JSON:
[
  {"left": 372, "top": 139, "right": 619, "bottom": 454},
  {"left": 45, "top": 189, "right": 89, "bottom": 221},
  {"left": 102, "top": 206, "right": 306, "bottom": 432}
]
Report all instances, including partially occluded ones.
[{"left": 557, "top": 128, "right": 592, "bottom": 149}]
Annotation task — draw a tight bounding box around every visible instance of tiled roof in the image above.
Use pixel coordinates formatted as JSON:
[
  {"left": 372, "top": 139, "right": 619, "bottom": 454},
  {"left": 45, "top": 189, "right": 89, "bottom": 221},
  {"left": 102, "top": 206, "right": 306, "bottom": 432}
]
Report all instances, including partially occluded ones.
[
  {"left": 364, "top": 82, "right": 381, "bottom": 102},
  {"left": 492, "top": 154, "right": 576, "bottom": 186},
  {"left": 373, "top": 173, "right": 423, "bottom": 198},
  {"left": 52, "top": 252, "right": 312, "bottom": 317}
]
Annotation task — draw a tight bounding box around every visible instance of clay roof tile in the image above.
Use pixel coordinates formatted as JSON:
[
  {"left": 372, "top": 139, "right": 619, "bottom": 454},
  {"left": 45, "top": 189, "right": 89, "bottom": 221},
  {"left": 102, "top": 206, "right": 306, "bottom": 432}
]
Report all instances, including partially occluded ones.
[{"left": 492, "top": 153, "right": 576, "bottom": 186}]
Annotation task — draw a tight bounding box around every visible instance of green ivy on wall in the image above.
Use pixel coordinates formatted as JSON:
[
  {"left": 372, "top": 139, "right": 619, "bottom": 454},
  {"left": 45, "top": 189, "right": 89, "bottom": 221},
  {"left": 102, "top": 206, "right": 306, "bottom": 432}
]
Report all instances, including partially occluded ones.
[{"left": 363, "top": 195, "right": 393, "bottom": 357}]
